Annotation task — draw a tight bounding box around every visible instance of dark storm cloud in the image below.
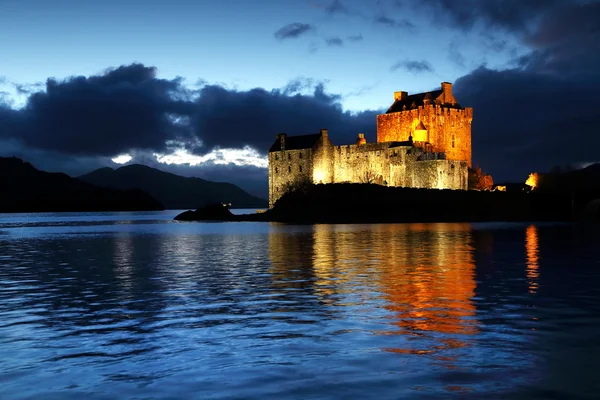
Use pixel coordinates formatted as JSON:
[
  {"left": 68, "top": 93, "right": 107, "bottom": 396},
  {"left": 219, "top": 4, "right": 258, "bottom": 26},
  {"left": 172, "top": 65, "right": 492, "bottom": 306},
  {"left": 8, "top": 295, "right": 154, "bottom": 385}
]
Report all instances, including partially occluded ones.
[
  {"left": 452, "top": 2, "right": 600, "bottom": 181},
  {"left": 394, "top": 0, "right": 569, "bottom": 32},
  {"left": 189, "top": 83, "right": 379, "bottom": 153},
  {"left": 525, "top": 2, "right": 600, "bottom": 47},
  {"left": 325, "top": 37, "right": 344, "bottom": 46},
  {"left": 0, "top": 62, "right": 381, "bottom": 167},
  {"left": 390, "top": 60, "right": 434, "bottom": 74},
  {"left": 0, "top": 64, "right": 194, "bottom": 157},
  {"left": 274, "top": 23, "right": 314, "bottom": 40},
  {"left": 518, "top": 2, "right": 600, "bottom": 76},
  {"left": 455, "top": 67, "right": 599, "bottom": 180}
]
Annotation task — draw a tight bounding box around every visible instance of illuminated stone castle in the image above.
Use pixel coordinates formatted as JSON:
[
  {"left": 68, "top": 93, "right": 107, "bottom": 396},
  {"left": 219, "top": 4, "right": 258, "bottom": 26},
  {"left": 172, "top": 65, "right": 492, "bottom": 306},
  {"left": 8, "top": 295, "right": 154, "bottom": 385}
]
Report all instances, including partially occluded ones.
[{"left": 268, "top": 82, "right": 472, "bottom": 207}]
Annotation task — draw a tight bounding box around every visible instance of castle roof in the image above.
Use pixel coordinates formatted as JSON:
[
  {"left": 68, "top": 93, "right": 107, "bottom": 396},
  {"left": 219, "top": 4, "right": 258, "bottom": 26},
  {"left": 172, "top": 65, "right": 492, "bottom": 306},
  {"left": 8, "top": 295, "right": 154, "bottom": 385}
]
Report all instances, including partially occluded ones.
[
  {"left": 386, "top": 89, "right": 463, "bottom": 113},
  {"left": 269, "top": 133, "right": 321, "bottom": 152},
  {"left": 415, "top": 121, "right": 427, "bottom": 130}
]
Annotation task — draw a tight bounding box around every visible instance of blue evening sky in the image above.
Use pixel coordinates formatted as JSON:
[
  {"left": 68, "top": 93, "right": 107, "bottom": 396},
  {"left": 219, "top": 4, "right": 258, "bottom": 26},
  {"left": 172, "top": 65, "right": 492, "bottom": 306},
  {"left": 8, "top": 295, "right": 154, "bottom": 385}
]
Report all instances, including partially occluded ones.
[{"left": 0, "top": 0, "right": 521, "bottom": 111}]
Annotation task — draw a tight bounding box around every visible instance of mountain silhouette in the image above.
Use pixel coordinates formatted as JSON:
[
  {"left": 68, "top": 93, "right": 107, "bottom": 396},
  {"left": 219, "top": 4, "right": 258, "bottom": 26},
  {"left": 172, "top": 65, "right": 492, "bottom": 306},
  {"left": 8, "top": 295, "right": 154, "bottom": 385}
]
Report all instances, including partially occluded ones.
[
  {"left": 0, "top": 157, "right": 163, "bottom": 212},
  {"left": 79, "top": 164, "right": 267, "bottom": 209}
]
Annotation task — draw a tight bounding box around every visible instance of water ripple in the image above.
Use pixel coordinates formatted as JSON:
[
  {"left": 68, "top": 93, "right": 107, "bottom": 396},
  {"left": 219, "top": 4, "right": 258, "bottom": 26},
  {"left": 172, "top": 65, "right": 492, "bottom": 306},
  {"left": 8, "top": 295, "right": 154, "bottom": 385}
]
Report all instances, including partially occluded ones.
[{"left": 1, "top": 215, "right": 600, "bottom": 399}]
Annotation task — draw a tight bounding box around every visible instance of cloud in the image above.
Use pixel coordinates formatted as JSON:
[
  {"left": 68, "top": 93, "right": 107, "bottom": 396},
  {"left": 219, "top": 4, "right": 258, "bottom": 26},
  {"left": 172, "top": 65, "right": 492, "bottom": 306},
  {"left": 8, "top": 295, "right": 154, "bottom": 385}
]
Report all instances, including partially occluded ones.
[
  {"left": 452, "top": 2, "right": 600, "bottom": 181},
  {"left": 13, "top": 82, "right": 45, "bottom": 95},
  {"left": 326, "top": 0, "right": 348, "bottom": 14},
  {"left": 281, "top": 77, "right": 321, "bottom": 95},
  {"left": 518, "top": 2, "right": 600, "bottom": 77},
  {"left": 0, "top": 64, "right": 195, "bottom": 157},
  {"left": 188, "top": 82, "right": 379, "bottom": 153},
  {"left": 390, "top": 60, "right": 434, "bottom": 74},
  {"left": 448, "top": 40, "right": 466, "bottom": 67},
  {"left": 274, "top": 23, "right": 314, "bottom": 40},
  {"left": 347, "top": 33, "right": 363, "bottom": 42},
  {"left": 394, "top": 0, "right": 570, "bottom": 32},
  {"left": 374, "top": 15, "right": 414, "bottom": 30},
  {"left": 325, "top": 37, "right": 344, "bottom": 46},
  {"left": 455, "top": 67, "right": 599, "bottom": 181},
  {"left": 525, "top": 2, "right": 600, "bottom": 48},
  {"left": 0, "top": 63, "right": 381, "bottom": 174}
]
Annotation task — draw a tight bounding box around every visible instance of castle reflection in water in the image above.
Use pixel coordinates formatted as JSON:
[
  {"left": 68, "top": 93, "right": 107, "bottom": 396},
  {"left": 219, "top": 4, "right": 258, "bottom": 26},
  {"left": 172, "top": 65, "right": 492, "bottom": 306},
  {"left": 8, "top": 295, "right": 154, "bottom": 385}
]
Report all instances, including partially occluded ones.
[{"left": 269, "top": 223, "right": 540, "bottom": 358}]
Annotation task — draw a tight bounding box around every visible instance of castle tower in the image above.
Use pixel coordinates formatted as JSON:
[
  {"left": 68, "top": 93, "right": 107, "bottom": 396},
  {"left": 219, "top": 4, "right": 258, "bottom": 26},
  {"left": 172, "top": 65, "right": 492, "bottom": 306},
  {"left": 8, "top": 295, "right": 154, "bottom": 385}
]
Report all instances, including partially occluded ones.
[{"left": 376, "top": 82, "right": 473, "bottom": 167}]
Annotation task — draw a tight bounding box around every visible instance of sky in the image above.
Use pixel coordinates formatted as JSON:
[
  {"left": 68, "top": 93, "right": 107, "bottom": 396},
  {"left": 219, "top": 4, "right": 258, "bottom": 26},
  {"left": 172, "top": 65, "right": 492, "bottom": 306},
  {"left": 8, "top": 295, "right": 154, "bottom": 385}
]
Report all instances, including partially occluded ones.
[{"left": 1, "top": 0, "right": 599, "bottom": 197}]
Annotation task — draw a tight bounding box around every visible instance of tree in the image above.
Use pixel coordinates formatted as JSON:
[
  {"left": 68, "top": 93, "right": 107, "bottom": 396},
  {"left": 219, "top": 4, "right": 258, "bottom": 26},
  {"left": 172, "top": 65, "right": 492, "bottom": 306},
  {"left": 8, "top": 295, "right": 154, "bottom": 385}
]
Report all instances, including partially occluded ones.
[
  {"left": 282, "top": 174, "right": 313, "bottom": 196},
  {"left": 468, "top": 167, "right": 493, "bottom": 191},
  {"left": 360, "top": 170, "right": 378, "bottom": 184}
]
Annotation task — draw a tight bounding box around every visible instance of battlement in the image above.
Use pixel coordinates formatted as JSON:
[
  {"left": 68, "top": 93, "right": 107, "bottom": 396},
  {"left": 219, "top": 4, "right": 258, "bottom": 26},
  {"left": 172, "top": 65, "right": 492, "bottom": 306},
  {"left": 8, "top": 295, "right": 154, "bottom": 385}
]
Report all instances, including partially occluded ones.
[{"left": 268, "top": 80, "right": 472, "bottom": 206}]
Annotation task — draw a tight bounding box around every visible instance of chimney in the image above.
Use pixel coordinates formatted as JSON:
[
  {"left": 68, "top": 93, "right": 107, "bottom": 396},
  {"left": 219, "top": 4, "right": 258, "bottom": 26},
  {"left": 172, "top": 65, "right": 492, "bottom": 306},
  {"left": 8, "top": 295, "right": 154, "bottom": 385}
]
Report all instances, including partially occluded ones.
[
  {"left": 277, "top": 133, "right": 287, "bottom": 151},
  {"left": 356, "top": 133, "right": 366, "bottom": 145},
  {"left": 441, "top": 82, "right": 452, "bottom": 96},
  {"left": 320, "top": 128, "right": 328, "bottom": 138},
  {"left": 394, "top": 91, "right": 408, "bottom": 101}
]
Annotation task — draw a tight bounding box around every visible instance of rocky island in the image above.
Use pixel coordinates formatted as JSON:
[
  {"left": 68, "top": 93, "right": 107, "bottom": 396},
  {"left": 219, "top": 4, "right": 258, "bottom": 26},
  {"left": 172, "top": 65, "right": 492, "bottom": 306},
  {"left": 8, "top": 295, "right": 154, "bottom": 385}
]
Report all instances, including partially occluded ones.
[{"left": 174, "top": 182, "right": 599, "bottom": 224}]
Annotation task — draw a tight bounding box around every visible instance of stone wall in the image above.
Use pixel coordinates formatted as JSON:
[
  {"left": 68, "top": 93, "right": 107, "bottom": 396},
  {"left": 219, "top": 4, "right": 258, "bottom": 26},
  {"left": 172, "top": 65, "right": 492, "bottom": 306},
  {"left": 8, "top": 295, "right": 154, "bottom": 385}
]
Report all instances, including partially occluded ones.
[
  {"left": 376, "top": 105, "right": 473, "bottom": 167},
  {"left": 405, "top": 160, "right": 468, "bottom": 190},
  {"left": 332, "top": 143, "right": 393, "bottom": 184},
  {"left": 268, "top": 131, "right": 469, "bottom": 207},
  {"left": 312, "top": 131, "right": 335, "bottom": 184},
  {"left": 268, "top": 149, "right": 313, "bottom": 207}
]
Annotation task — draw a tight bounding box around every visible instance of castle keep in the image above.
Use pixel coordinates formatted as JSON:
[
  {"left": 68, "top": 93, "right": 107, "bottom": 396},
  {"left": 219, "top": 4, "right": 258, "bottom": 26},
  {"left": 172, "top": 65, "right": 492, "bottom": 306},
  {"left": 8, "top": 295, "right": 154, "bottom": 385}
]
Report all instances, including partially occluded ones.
[{"left": 268, "top": 82, "right": 472, "bottom": 207}]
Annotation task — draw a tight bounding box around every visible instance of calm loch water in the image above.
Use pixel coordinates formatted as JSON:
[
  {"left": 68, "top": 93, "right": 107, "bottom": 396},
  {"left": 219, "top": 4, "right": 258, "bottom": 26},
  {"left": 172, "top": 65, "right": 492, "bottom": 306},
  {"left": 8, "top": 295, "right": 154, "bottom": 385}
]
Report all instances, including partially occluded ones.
[{"left": 1, "top": 211, "right": 599, "bottom": 399}]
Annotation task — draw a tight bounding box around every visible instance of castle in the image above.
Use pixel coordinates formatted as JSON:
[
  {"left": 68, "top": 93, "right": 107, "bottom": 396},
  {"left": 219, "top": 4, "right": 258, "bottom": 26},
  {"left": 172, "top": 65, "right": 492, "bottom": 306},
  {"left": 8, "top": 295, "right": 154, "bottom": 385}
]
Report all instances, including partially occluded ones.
[{"left": 268, "top": 82, "right": 473, "bottom": 207}]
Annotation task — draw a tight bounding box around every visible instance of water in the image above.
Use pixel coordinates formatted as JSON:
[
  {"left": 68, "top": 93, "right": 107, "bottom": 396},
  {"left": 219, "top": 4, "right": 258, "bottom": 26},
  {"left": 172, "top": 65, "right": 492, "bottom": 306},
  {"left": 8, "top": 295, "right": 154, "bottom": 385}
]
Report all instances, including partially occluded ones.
[{"left": 0, "top": 212, "right": 599, "bottom": 399}]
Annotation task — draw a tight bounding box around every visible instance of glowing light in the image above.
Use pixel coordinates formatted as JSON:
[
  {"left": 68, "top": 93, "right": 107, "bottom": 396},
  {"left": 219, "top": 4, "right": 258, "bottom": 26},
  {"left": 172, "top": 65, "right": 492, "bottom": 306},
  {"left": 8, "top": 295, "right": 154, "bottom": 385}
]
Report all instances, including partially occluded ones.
[
  {"left": 525, "top": 173, "right": 539, "bottom": 190},
  {"left": 111, "top": 154, "right": 132, "bottom": 164},
  {"left": 154, "top": 146, "right": 267, "bottom": 168},
  {"left": 313, "top": 168, "right": 325, "bottom": 184},
  {"left": 525, "top": 225, "right": 540, "bottom": 294}
]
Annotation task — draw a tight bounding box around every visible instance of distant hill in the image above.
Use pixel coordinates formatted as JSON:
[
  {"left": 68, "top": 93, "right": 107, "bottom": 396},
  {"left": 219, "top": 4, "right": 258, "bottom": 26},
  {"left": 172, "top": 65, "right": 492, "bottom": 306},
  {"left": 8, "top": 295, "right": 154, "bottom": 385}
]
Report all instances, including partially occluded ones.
[
  {"left": 79, "top": 164, "right": 267, "bottom": 209},
  {"left": 538, "top": 162, "right": 600, "bottom": 193},
  {"left": 0, "top": 157, "right": 163, "bottom": 212}
]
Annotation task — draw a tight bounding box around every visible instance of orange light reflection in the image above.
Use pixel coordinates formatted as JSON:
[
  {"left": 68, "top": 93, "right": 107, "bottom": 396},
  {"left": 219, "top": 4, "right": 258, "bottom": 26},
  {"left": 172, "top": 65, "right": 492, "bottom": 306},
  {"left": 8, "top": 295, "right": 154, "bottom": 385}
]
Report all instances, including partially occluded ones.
[{"left": 525, "top": 225, "right": 540, "bottom": 294}]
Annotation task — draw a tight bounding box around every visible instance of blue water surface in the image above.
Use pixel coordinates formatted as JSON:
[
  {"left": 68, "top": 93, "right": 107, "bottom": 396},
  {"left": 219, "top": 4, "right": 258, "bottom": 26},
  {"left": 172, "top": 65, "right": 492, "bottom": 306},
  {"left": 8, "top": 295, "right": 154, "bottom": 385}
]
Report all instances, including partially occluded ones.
[{"left": 0, "top": 211, "right": 599, "bottom": 399}]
